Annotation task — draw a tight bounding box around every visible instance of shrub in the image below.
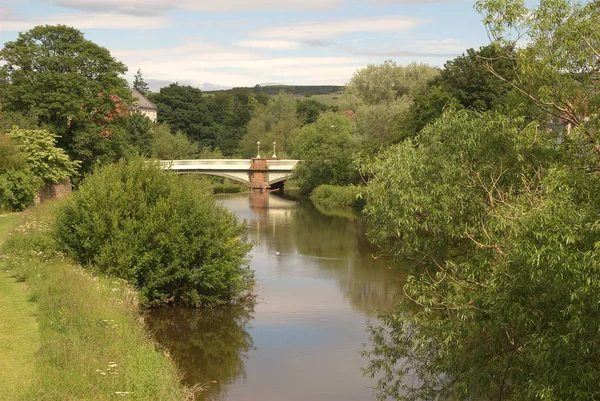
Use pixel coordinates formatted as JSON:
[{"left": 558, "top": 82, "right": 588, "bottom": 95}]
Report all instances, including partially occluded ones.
[
  {"left": 310, "top": 184, "right": 363, "bottom": 210},
  {"left": 54, "top": 159, "right": 254, "bottom": 307},
  {"left": 0, "top": 170, "right": 38, "bottom": 212}
]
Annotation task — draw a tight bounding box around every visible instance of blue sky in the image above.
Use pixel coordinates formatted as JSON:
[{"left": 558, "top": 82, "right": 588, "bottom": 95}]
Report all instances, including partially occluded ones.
[{"left": 0, "top": 0, "right": 491, "bottom": 90}]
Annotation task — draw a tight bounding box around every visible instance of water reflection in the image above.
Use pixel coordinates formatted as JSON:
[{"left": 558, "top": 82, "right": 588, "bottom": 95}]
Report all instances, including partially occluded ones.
[
  {"left": 243, "top": 191, "right": 400, "bottom": 315},
  {"left": 147, "top": 192, "right": 403, "bottom": 401},
  {"left": 146, "top": 305, "right": 255, "bottom": 401}
]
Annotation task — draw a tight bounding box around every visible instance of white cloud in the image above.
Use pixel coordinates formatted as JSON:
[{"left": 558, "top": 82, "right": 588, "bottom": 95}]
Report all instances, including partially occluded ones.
[
  {"left": 45, "top": 0, "right": 339, "bottom": 14},
  {"left": 0, "top": 12, "right": 170, "bottom": 31},
  {"left": 237, "top": 39, "right": 302, "bottom": 50},
  {"left": 113, "top": 42, "right": 367, "bottom": 87},
  {"left": 250, "top": 16, "right": 426, "bottom": 40}
]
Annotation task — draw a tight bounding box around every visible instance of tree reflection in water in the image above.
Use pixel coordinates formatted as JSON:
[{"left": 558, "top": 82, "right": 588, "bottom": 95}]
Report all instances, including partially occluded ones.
[{"left": 145, "top": 304, "right": 255, "bottom": 401}]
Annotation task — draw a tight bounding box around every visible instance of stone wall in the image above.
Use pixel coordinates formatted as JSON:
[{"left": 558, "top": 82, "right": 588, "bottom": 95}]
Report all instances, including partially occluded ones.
[{"left": 34, "top": 182, "right": 72, "bottom": 205}]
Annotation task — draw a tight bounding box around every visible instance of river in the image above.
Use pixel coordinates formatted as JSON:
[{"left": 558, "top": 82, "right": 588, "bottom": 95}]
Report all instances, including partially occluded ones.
[{"left": 145, "top": 191, "right": 403, "bottom": 401}]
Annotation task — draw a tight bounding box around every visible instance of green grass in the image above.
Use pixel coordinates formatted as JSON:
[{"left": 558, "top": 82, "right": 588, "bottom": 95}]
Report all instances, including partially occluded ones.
[
  {"left": 0, "top": 213, "right": 39, "bottom": 401},
  {"left": 0, "top": 204, "right": 192, "bottom": 401}
]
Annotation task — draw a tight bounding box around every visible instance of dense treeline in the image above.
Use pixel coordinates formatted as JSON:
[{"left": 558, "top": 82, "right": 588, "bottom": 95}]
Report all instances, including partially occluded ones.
[{"left": 206, "top": 84, "right": 343, "bottom": 97}]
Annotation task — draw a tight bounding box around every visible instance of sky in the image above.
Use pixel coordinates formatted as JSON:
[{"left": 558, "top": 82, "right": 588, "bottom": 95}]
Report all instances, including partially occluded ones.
[{"left": 0, "top": 0, "right": 491, "bottom": 91}]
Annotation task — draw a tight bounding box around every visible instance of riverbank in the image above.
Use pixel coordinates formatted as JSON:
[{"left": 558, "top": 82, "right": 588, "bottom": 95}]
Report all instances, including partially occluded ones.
[
  {"left": 309, "top": 184, "right": 363, "bottom": 219},
  {"left": 0, "top": 204, "right": 190, "bottom": 401}
]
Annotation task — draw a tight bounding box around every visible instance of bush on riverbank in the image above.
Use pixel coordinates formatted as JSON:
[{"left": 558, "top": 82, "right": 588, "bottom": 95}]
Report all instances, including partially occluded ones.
[
  {"left": 0, "top": 203, "right": 190, "bottom": 401},
  {"left": 54, "top": 159, "right": 254, "bottom": 307},
  {"left": 310, "top": 184, "right": 363, "bottom": 218}
]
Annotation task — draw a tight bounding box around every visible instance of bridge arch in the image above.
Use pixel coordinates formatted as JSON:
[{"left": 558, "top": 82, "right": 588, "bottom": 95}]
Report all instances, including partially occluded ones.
[{"left": 161, "top": 158, "right": 299, "bottom": 189}]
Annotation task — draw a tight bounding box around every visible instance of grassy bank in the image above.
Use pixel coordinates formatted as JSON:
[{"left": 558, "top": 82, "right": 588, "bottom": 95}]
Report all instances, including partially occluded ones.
[
  {"left": 309, "top": 184, "right": 363, "bottom": 219},
  {"left": 0, "top": 203, "right": 190, "bottom": 401},
  {"left": 0, "top": 213, "right": 39, "bottom": 401}
]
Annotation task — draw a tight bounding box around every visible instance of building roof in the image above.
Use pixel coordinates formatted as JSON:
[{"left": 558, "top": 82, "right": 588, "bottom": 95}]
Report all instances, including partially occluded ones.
[{"left": 131, "top": 88, "right": 157, "bottom": 110}]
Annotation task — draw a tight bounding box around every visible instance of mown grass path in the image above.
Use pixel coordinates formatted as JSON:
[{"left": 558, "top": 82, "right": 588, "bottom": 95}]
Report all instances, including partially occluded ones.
[{"left": 0, "top": 214, "right": 39, "bottom": 401}]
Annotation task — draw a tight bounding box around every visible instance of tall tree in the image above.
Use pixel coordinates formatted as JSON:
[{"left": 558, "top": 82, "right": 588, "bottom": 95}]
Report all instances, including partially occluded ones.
[
  {"left": 291, "top": 111, "right": 358, "bottom": 193},
  {"left": 132, "top": 69, "right": 150, "bottom": 94},
  {"left": 0, "top": 25, "right": 132, "bottom": 170},
  {"left": 342, "top": 61, "right": 438, "bottom": 154},
  {"left": 0, "top": 25, "right": 130, "bottom": 133},
  {"left": 362, "top": 1, "right": 600, "bottom": 400}
]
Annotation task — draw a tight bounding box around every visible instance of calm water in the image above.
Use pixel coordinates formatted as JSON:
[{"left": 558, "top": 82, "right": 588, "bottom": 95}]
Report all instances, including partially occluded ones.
[{"left": 146, "top": 191, "right": 402, "bottom": 401}]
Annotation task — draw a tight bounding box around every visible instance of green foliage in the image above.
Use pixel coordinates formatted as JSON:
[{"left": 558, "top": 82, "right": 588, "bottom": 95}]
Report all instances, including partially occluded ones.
[
  {"left": 132, "top": 69, "right": 150, "bottom": 94},
  {"left": 362, "top": 108, "right": 552, "bottom": 263},
  {"left": 0, "top": 170, "right": 37, "bottom": 212},
  {"left": 54, "top": 159, "right": 254, "bottom": 307},
  {"left": 0, "top": 132, "right": 37, "bottom": 211},
  {"left": 149, "top": 123, "right": 199, "bottom": 160},
  {"left": 475, "top": 0, "right": 600, "bottom": 131},
  {"left": 120, "top": 112, "right": 153, "bottom": 156},
  {"left": 0, "top": 25, "right": 131, "bottom": 151},
  {"left": 149, "top": 84, "right": 257, "bottom": 155},
  {"left": 310, "top": 184, "right": 363, "bottom": 218},
  {"left": 344, "top": 61, "right": 439, "bottom": 106},
  {"left": 296, "top": 98, "right": 337, "bottom": 125},
  {"left": 291, "top": 112, "right": 359, "bottom": 193},
  {"left": 7, "top": 127, "right": 80, "bottom": 183},
  {"left": 342, "top": 61, "right": 439, "bottom": 154},
  {"left": 400, "top": 44, "right": 521, "bottom": 141},
  {"left": 238, "top": 92, "right": 300, "bottom": 158}
]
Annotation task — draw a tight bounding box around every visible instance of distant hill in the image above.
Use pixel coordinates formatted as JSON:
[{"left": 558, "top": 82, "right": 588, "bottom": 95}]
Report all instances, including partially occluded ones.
[{"left": 205, "top": 85, "right": 344, "bottom": 97}]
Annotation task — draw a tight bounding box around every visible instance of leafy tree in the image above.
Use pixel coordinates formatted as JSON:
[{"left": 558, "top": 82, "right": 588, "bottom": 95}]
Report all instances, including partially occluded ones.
[
  {"left": 296, "top": 98, "right": 336, "bottom": 125},
  {"left": 120, "top": 112, "right": 153, "bottom": 156},
  {"left": 342, "top": 62, "right": 438, "bottom": 154},
  {"left": 132, "top": 69, "right": 150, "bottom": 94},
  {"left": 475, "top": 0, "right": 600, "bottom": 131},
  {"left": 0, "top": 132, "right": 37, "bottom": 211},
  {"left": 362, "top": 1, "right": 600, "bottom": 400},
  {"left": 400, "top": 45, "right": 521, "bottom": 140},
  {"left": 54, "top": 159, "right": 254, "bottom": 307},
  {"left": 148, "top": 83, "right": 213, "bottom": 146},
  {"left": 149, "top": 123, "right": 199, "bottom": 160},
  {"left": 7, "top": 127, "right": 79, "bottom": 184},
  {"left": 291, "top": 111, "right": 358, "bottom": 193},
  {"left": 0, "top": 25, "right": 131, "bottom": 155},
  {"left": 343, "top": 61, "right": 439, "bottom": 107},
  {"left": 149, "top": 84, "right": 258, "bottom": 155},
  {"left": 237, "top": 93, "right": 300, "bottom": 158}
]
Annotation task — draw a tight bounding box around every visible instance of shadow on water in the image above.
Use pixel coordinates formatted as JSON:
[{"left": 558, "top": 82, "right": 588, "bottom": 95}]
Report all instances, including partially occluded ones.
[{"left": 145, "top": 305, "right": 255, "bottom": 401}]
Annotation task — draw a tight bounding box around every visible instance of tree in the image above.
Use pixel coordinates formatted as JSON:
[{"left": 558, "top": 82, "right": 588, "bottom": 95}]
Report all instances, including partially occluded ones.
[
  {"left": 149, "top": 123, "right": 199, "bottom": 160},
  {"left": 475, "top": 0, "right": 600, "bottom": 132},
  {"left": 132, "top": 69, "right": 150, "bottom": 94},
  {"left": 237, "top": 92, "right": 300, "bottom": 158},
  {"left": 0, "top": 132, "right": 37, "bottom": 211},
  {"left": 291, "top": 111, "right": 358, "bottom": 193},
  {"left": 0, "top": 25, "right": 131, "bottom": 144},
  {"left": 7, "top": 127, "right": 79, "bottom": 184},
  {"left": 362, "top": 1, "right": 600, "bottom": 399},
  {"left": 54, "top": 159, "right": 254, "bottom": 307},
  {"left": 400, "top": 44, "right": 522, "bottom": 140},
  {"left": 342, "top": 62, "right": 439, "bottom": 154},
  {"left": 296, "top": 98, "right": 336, "bottom": 125}
]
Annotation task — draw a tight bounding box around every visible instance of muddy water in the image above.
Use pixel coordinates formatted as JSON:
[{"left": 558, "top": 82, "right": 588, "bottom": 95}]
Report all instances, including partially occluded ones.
[{"left": 146, "top": 192, "right": 402, "bottom": 401}]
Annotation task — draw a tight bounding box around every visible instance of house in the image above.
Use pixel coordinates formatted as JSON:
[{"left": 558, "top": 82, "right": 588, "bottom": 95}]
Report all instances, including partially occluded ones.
[{"left": 131, "top": 88, "right": 158, "bottom": 122}]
